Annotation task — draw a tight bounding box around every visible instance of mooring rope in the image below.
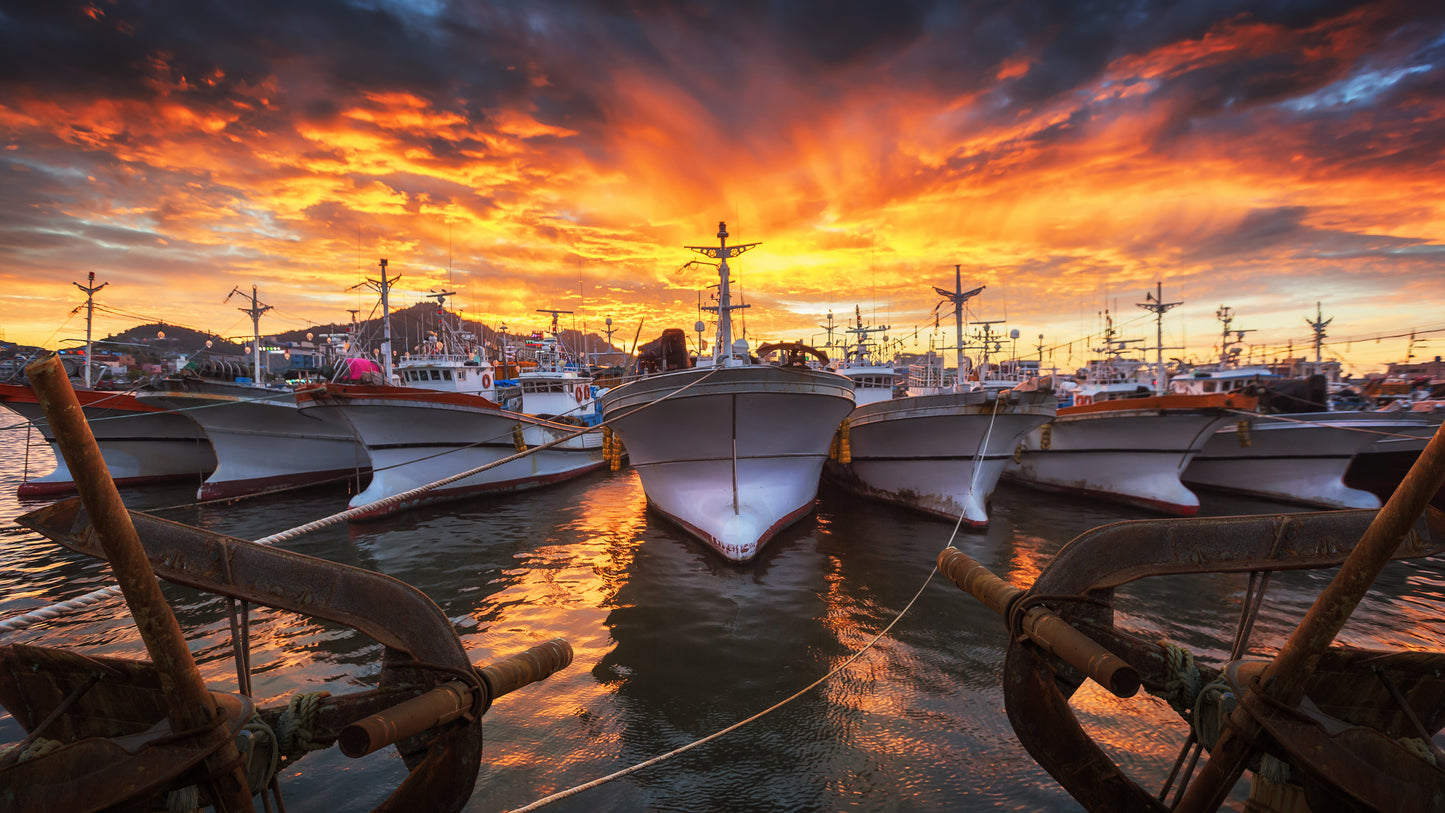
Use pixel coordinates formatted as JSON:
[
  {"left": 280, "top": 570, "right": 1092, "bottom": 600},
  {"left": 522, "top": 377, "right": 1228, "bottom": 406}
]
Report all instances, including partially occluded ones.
[
  {"left": 1226, "top": 408, "right": 1437, "bottom": 440},
  {"left": 507, "top": 562, "right": 940, "bottom": 813}
]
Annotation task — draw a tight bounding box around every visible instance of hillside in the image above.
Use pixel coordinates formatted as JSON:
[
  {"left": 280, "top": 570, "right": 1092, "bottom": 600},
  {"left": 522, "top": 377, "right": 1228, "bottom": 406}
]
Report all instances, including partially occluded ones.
[{"left": 102, "top": 304, "right": 620, "bottom": 358}]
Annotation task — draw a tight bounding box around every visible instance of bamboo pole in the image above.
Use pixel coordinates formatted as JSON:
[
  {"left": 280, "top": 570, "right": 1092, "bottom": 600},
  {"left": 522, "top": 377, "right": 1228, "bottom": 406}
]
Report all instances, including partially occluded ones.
[{"left": 26, "top": 354, "right": 256, "bottom": 812}]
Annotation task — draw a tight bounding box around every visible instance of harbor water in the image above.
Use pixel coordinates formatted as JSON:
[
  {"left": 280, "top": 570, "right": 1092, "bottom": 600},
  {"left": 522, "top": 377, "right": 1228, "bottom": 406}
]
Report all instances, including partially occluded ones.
[{"left": 1, "top": 428, "right": 1443, "bottom": 812}]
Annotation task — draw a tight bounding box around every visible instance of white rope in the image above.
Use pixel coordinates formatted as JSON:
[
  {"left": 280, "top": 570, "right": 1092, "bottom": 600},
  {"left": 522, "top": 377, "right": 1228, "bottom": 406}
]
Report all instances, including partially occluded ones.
[
  {"left": 0, "top": 585, "right": 124, "bottom": 635},
  {"left": 507, "top": 562, "right": 940, "bottom": 812},
  {"left": 962, "top": 392, "right": 1005, "bottom": 510}
]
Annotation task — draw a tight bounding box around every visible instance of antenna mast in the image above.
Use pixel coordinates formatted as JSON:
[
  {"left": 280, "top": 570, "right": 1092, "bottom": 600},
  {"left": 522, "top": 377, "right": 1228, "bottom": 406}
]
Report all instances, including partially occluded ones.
[
  {"left": 348, "top": 259, "right": 401, "bottom": 381},
  {"left": 933, "top": 265, "right": 985, "bottom": 390},
  {"left": 1305, "top": 301, "right": 1333, "bottom": 364},
  {"left": 689, "top": 222, "right": 758, "bottom": 366},
  {"left": 74, "top": 272, "right": 108, "bottom": 388},
  {"left": 1136, "top": 281, "right": 1181, "bottom": 395},
  {"left": 225, "top": 284, "right": 273, "bottom": 382}
]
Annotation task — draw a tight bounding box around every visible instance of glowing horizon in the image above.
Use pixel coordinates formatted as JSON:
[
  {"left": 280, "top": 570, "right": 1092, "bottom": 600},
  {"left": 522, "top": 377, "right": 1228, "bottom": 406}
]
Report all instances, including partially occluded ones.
[{"left": 2, "top": 1, "right": 1442, "bottom": 375}]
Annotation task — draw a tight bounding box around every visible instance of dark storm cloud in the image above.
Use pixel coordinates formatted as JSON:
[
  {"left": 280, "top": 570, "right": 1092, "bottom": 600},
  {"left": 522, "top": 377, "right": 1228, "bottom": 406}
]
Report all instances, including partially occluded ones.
[
  {"left": 1184, "top": 205, "right": 1439, "bottom": 262},
  {"left": 0, "top": 0, "right": 536, "bottom": 118}
]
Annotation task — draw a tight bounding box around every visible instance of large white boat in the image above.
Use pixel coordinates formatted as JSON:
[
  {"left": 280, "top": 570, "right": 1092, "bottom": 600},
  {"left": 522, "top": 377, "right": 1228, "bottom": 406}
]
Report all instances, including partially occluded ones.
[
  {"left": 825, "top": 280, "right": 1056, "bottom": 525},
  {"left": 1006, "top": 292, "right": 1250, "bottom": 515},
  {"left": 295, "top": 278, "right": 604, "bottom": 519},
  {"left": 0, "top": 383, "right": 216, "bottom": 497},
  {"left": 598, "top": 223, "right": 856, "bottom": 562},
  {"left": 1170, "top": 304, "right": 1433, "bottom": 508},
  {"left": 136, "top": 285, "right": 370, "bottom": 500},
  {"left": 1181, "top": 409, "right": 1430, "bottom": 508}
]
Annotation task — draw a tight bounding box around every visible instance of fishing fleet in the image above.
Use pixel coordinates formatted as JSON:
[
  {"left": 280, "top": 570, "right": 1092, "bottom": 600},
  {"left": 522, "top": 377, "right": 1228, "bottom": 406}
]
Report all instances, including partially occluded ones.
[{"left": 1, "top": 229, "right": 1442, "bottom": 812}]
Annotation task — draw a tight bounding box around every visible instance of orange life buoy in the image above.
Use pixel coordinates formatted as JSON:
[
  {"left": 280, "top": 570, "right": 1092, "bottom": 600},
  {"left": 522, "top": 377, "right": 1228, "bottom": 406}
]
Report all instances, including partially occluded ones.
[
  {"left": 482, "top": 373, "right": 493, "bottom": 388},
  {"left": 575, "top": 384, "right": 587, "bottom": 401}
]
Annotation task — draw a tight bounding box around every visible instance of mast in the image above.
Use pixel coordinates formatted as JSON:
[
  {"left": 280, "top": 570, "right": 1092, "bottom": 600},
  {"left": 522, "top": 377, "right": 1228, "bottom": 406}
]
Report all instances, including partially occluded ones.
[
  {"left": 689, "top": 222, "right": 758, "bottom": 367},
  {"left": 536, "top": 308, "right": 575, "bottom": 365},
  {"left": 933, "top": 266, "right": 985, "bottom": 390},
  {"left": 845, "top": 305, "right": 890, "bottom": 365},
  {"left": 349, "top": 259, "right": 402, "bottom": 382},
  {"left": 225, "top": 284, "right": 272, "bottom": 382},
  {"left": 1136, "top": 281, "right": 1181, "bottom": 395},
  {"left": 1214, "top": 305, "right": 1255, "bottom": 370},
  {"left": 73, "top": 272, "right": 107, "bottom": 388},
  {"left": 819, "top": 310, "right": 839, "bottom": 360},
  {"left": 1306, "top": 301, "right": 1332, "bottom": 365}
]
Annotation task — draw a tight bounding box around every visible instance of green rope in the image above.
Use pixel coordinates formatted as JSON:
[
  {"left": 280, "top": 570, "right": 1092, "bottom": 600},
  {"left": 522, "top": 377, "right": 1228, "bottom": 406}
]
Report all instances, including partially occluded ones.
[
  {"left": 276, "top": 690, "right": 332, "bottom": 761},
  {"left": 1398, "top": 736, "right": 1439, "bottom": 765},
  {"left": 1191, "top": 678, "right": 1236, "bottom": 750},
  {"left": 0, "top": 737, "right": 62, "bottom": 762},
  {"left": 241, "top": 714, "right": 282, "bottom": 792},
  {"left": 1154, "top": 641, "right": 1202, "bottom": 717}
]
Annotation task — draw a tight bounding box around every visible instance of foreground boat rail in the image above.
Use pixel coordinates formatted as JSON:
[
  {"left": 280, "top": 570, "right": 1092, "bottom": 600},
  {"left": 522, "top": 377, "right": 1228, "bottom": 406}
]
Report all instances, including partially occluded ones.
[
  {"left": 938, "top": 502, "right": 1445, "bottom": 812},
  {"left": 2, "top": 355, "right": 573, "bottom": 812}
]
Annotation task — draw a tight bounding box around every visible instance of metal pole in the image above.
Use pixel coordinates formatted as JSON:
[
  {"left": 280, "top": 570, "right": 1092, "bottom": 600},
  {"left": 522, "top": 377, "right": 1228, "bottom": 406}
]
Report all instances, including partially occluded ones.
[
  {"left": 380, "top": 258, "right": 393, "bottom": 382},
  {"left": 26, "top": 354, "right": 256, "bottom": 812}
]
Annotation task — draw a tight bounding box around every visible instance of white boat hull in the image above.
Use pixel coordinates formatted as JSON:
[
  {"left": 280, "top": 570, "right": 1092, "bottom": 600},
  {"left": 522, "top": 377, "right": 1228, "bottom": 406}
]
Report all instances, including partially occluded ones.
[
  {"left": 1184, "top": 411, "right": 1430, "bottom": 508},
  {"left": 0, "top": 385, "right": 216, "bottom": 496},
  {"left": 298, "top": 385, "right": 605, "bottom": 519},
  {"left": 599, "top": 365, "right": 855, "bottom": 562},
  {"left": 826, "top": 389, "right": 1055, "bottom": 525},
  {"left": 1007, "top": 402, "right": 1234, "bottom": 515},
  {"left": 139, "top": 380, "right": 369, "bottom": 499}
]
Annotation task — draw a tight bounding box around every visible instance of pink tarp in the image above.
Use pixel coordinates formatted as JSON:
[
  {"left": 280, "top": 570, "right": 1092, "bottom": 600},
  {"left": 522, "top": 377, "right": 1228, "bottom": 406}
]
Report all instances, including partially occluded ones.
[{"left": 338, "top": 357, "right": 383, "bottom": 381}]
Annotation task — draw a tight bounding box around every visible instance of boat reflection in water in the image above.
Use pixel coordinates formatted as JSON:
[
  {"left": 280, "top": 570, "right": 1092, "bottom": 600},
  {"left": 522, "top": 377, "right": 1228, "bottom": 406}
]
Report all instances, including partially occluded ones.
[{"left": 2, "top": 429, "right": 1443, "bottom": 810}]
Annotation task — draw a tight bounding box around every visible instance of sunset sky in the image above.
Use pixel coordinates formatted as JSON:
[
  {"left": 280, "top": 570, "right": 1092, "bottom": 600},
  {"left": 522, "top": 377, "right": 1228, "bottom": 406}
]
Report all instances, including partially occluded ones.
[{"left": 2, "top": 0, "right": 1443, "bottom": 374}]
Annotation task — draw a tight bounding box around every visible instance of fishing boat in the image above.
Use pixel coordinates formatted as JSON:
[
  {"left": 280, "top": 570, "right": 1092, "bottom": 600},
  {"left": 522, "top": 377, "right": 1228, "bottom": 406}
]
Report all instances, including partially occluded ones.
[
  {"left": 1180, "top": 407, "right": 1429, "bottom": 509},
  {"left": 1346, "top": 404, "right": 1445, "bottom": 506},
  {"left": 0, "top": 274, "right": 216, "bottom": 496},
  {"left": 1171, "top": 305, "right": 1435, "bottom": 509},
  {"left": 597, "top": 222, "right": 855, "bottom": 563},
  {"left": 0, "top": 383, "right": 215, "bottom": 496},
  {"left": 503, "top": 309, "right": 602, "bottom": 426},
  {"left": 824, "top": 282, "right": 1056, "bottom": 526},
  {"left": 295, "top": 282, "right": 604, "bottom": 519},
  {"left": 1006, "top": 294, "right": 1251, "bottom": 515},
  {"left": 135, "top": 286, "right": 369, "bottom": 500},
  {"left": 937, "top": 420, "right": 1445, "bottom": 812}
]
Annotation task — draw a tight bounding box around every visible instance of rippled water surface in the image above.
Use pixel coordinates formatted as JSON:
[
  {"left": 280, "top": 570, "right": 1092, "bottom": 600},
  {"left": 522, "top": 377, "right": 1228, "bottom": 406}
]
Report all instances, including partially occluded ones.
[{"left": 1, "top": 428, "right": 1442, "bottom": 812}]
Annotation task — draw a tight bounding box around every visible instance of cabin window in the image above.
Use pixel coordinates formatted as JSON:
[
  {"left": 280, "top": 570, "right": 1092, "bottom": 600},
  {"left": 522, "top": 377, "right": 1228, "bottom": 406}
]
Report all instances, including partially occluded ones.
[
  {"left": 458, "top": 370, "right": 467, "bottom": 380},
  {"left": 430, "top": 370, "right": 441, "bottom": 381},
  {"left": 443, "top": 370, "right": 453, "bottom": 380}
]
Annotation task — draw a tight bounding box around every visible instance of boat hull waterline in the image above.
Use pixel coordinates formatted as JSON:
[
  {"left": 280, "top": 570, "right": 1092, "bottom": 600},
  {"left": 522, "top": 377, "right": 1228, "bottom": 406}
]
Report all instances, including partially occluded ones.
[
  {"left": 0, "top": 384, "right": 216, "bottom": 496},
  {"left": 298, "top": 384, "right": 606, "bottom": 519},
  {"left": 826, "top": 389, "right": 1056, "bottom": 525},
  {"left": 599, "top": 366, "right": 855, "bottom": 563},
  {"left": 1006, "top": 394, "right": 1248, "bottom": 515},
  {"left": 1184, "top": 410, "right": 1432, "bottom": 509},
  {"left": 138, "top": 380, "right": 370, "bottom": 500}
]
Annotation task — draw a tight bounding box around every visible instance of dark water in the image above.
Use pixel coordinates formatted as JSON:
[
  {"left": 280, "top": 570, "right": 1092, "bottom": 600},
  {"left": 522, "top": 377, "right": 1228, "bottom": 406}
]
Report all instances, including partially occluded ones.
[{"left": 1, "top": 428, "right": 1443, "bottom": 812}]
